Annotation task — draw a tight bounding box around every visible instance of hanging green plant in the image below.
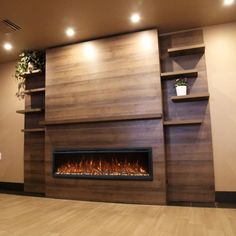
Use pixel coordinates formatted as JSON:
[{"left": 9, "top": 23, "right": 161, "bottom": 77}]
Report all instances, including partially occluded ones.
[{"left": 15, "top": 50, "right": 45, "bottom": 99}]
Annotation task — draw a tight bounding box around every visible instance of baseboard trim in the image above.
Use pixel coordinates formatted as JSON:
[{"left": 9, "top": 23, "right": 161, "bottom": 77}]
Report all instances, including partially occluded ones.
[
  {"left": 215, "top": 191, "right": 236, "bottom": 203},
  {"left": 0, "top": 182, "right": 24, "bottom": 191}
]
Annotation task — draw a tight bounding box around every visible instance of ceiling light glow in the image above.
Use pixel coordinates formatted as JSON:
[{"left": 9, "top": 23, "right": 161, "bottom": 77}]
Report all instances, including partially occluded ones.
[
  {"left": 141, "top": 34, "right": 152, "bottom": 51},
  {"left": 130, "top": 13, "right": 141, "bottom": 23},
  {"left": 66, "top": 28, "right": 75, "bottom": 37},
  {"left": 3, "top": 42, "right": 13, "bottom": 51},
  {"left": 224, "top": 0, "right": 234, "bottom": 5}
]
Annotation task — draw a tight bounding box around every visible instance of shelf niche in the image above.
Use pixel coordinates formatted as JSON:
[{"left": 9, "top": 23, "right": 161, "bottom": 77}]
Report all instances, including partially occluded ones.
[
  {"left": 171, "top": 93, "right": 210, "bottom": 102},
  {"left": 168, "top": 44, "right": 205, "bottom": 57},
  {"left": 21, "top": 128, "right": 45, "bottom": 133},
  {"left": 161, "top": 69, "right": 198, "bottom": 80},
  {"left": 163, "top": 119, "right": 203, "bottom": 126},
  {"left": 16, "top": 108, "right": 44, "bottom": 114},
  {"left": 24, "top": 88, "right": 45, "bottom": 94}
]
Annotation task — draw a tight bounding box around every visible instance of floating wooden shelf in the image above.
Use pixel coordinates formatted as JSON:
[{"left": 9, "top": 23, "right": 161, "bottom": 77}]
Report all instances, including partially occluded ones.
[
  {"left": 161, "top": 69, "right": 198, "bottom": 80},
  {"left": 168, "top": 44, "right": 205, "bottom": 57},
  {"left": 22, "top": 69, "right": 42, "bottom": 78},
  {"left": 21, "top": 128, "right": 45, "bottom": 133},
  {"left": 16, "top": 108, "right": 44, "bottom": 114},
  {"left": 171, "top": 93, "right": 210, "bottom": 102},
  {"left": 24, "top": 88, "right": 45, "bottom": 94},
  {"left": 43, "top": 113, "right": 163, "bottom": 126},
  {"left": 163, "top": 119, "right": 203, "bottom": 126}
]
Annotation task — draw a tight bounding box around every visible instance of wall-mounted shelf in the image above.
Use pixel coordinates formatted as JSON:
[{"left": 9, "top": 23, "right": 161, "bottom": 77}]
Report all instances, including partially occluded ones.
[
  {"left": 171, "top": 93, "right": 209, "bottom": 102},
  {"left": 161, "top": 69, "right": 198, "bottom": 80},
  {"left": 21, "top": 128, "right": 45, "bottom": 133},
  {"left": 24, "top": 88, "right": 45, "bottom": 94},
  {"left": 163, "top": 119, "right": 203, "bottom": 126},
  {"left": 22, "top": 69, "right": 42, "bottom": 78},
  {"left": 168, "top": 44, "right": 205, "bottom": 57},
  {"left": 16, "top": 108, "right": 44, "bottom": 114}
]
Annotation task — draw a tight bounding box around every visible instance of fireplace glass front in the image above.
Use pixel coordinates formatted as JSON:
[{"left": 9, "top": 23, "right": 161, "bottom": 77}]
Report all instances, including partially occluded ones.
[{"left": 53, "top": 148, "right": 153, "bottom": 180}]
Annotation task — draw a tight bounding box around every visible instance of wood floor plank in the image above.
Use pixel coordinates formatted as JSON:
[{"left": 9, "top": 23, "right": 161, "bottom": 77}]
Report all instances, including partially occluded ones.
[{"left": 0, "top": 194, "right": 235, "bottom": 236}]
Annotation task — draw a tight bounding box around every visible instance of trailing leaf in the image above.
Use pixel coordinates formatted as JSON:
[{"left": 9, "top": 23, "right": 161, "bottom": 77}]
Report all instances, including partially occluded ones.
[{"left": 15, "top": 50, "right": 45, "bottom": 99}]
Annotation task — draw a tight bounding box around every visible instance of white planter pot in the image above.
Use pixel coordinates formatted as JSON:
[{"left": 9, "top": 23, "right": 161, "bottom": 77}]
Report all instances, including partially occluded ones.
[{"left": 176, "top": 86, "right": 187, "bottom": 96}]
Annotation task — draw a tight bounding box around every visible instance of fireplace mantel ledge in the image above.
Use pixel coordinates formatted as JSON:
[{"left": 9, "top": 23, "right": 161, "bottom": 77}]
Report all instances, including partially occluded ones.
[{"left": 40, "top": 113, "right": 162, "bottom": 126}]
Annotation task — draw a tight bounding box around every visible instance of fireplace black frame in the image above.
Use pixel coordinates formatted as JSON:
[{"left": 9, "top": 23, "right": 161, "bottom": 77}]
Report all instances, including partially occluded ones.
[{"left": 52, "top": 148, "right": 153, "bottom": 181}]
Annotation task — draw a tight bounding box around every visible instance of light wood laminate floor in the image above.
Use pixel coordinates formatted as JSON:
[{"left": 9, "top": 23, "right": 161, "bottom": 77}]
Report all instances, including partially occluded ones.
[{"left": 0, "top": 194, "right": 235, "bottom": 236}]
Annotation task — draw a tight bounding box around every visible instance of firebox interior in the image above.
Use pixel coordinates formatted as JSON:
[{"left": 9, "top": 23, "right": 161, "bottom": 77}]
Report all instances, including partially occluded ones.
[{"left": 53, "top": 148, "right": 153, "bottom": 180}]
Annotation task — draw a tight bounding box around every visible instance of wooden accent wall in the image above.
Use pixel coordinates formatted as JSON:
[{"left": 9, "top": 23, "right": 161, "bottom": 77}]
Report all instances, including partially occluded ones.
[
  {"left": 45, "top": 29, "right": 167, "bottom": 204},
  {"left": 45, "top": 120, "right": 166, "bottom": 204},
  {"left": 46, "top": 30, "right": 162, "bottom": 123},
  {"left": 43, "top": 28, "right": 215, "bottom": 204},
  {"left": 159, "top": 30, "right": 215, "bottom": 202}
]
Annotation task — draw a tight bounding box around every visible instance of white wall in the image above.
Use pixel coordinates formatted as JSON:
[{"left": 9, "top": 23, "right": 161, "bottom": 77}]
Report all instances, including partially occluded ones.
[
  {"left": 204, "top": 22, "right": 236, "bottom": 191},
  {"left": 0, "top": 62, "right": 24, "bottom": 183}
]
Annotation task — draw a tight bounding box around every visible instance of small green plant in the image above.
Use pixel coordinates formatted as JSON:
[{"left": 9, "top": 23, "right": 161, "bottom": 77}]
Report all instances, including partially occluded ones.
[
  {"left": 174, "top": 78, "right": 188, "bottom": 87},
  {"left": 15, "top": 50, "right": 45, "bottom": 99}
]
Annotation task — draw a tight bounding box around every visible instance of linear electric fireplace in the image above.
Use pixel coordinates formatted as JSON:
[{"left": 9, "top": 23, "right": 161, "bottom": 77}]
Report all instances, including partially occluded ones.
[{"left": 52, "top": 148, "right": 153, "bottom": 180}]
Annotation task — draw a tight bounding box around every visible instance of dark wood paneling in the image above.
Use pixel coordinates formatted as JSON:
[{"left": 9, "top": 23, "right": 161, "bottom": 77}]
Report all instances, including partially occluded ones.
[
  {"left": 23, "top": 73, "right": 45, "bottom": 194},
  {"left": 46, "top": 30, "right": 162, "bottom": 123},
  {"left": 161, "top": 69, "right": 198, "bottom": 80},
  {"left": 168, "top": 44, "right": 205, "bottom": 57},
  {"left": 43, "top": 113, "right": 162, "bottom": 125},
  {"left": 45, "top": 119, "right": 166, "bottom": 205},
  {"left": 171, "top": 93, "right": 210, "bottom": 102},
  {"left": 44, "top": 30, "right": 165, "bottom": 204},
  {"left": 24, "top": 133, "right": 45, "bottom": 193},
  {"left": 159, "top": 29, "right": 215, "bottom": 203}
]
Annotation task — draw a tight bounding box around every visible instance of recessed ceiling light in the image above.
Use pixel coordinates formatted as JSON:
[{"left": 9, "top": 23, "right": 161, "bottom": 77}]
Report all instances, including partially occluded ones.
[
  {"left": 3, "top": 42, "right": 13, "bottom": 51},
  {"left": 130, "top": 13, "right": 141, "bottom": 24},
  {"left": 224, "top": 0, "right": 234, "bottom": 6},
  {"left": 66, "top": 27, "right": 75, "bottom": 37}
]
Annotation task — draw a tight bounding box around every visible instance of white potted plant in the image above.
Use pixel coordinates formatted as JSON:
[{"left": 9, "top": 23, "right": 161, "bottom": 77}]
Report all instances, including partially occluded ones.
[{"left": 174, "top": 78, "right": 188, "bottom": 96}]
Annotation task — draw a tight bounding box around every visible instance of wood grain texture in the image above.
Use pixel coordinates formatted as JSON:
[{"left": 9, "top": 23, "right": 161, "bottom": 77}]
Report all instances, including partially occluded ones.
[
  {"left": 23, "top": 73, "right": 45, "bottom": 194},
  {"left": 161, "top": 69, "right": 198, "bottom": 80},
  {"left": 44, "top": 30, "right": 165, "bottom": 204},
  {"left": 24, "top": 88, "right": 45, "bottom": 94},
  {"left": 171, "top": 93, "right": 210, "bottom": 102},
  {"left": 163, "top": 119, "right": 202, "bottom": 126},
  {"left": 1, "top": 194, "right": 236, "bottom": 236},
  {"left": 24, "top": 132, "right": 45, "bottom": 193},
  {"left": 159, "top": 29, "right": 215, "bottom": 202},
  {"left": 46, "top": 30, "right": 162, "bottom": 123},
  {"left": 43, "top": 113, "right": 162, "bottom": 125},
  {"left": 16, "top": 108, "right": 44, "bottom": 114},
  {"left": 45, "top": 119, "right": 166, "bottom": 205},
  {"left": 21, "top": 128, "right": 45, "bottom": 132},
  {"left": 168, "top": 44, "right": 205, "bottom": 57}
]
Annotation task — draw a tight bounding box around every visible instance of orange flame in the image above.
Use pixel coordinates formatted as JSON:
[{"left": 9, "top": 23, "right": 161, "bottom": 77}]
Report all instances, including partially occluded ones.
[{"left": 56, "top": 157, "right": 149, "bottom": 176}]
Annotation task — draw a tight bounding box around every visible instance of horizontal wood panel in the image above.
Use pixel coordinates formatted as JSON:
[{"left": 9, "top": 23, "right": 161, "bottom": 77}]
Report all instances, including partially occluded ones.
[
  {"left": 43, "top": 113, "right": 162, "bottom": 125},
  {"left": 46, "top": 30, "right": 162, "bottom": 123},
  {"left": 45, "top": 119, "right": 166, "bottom": 204}
]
